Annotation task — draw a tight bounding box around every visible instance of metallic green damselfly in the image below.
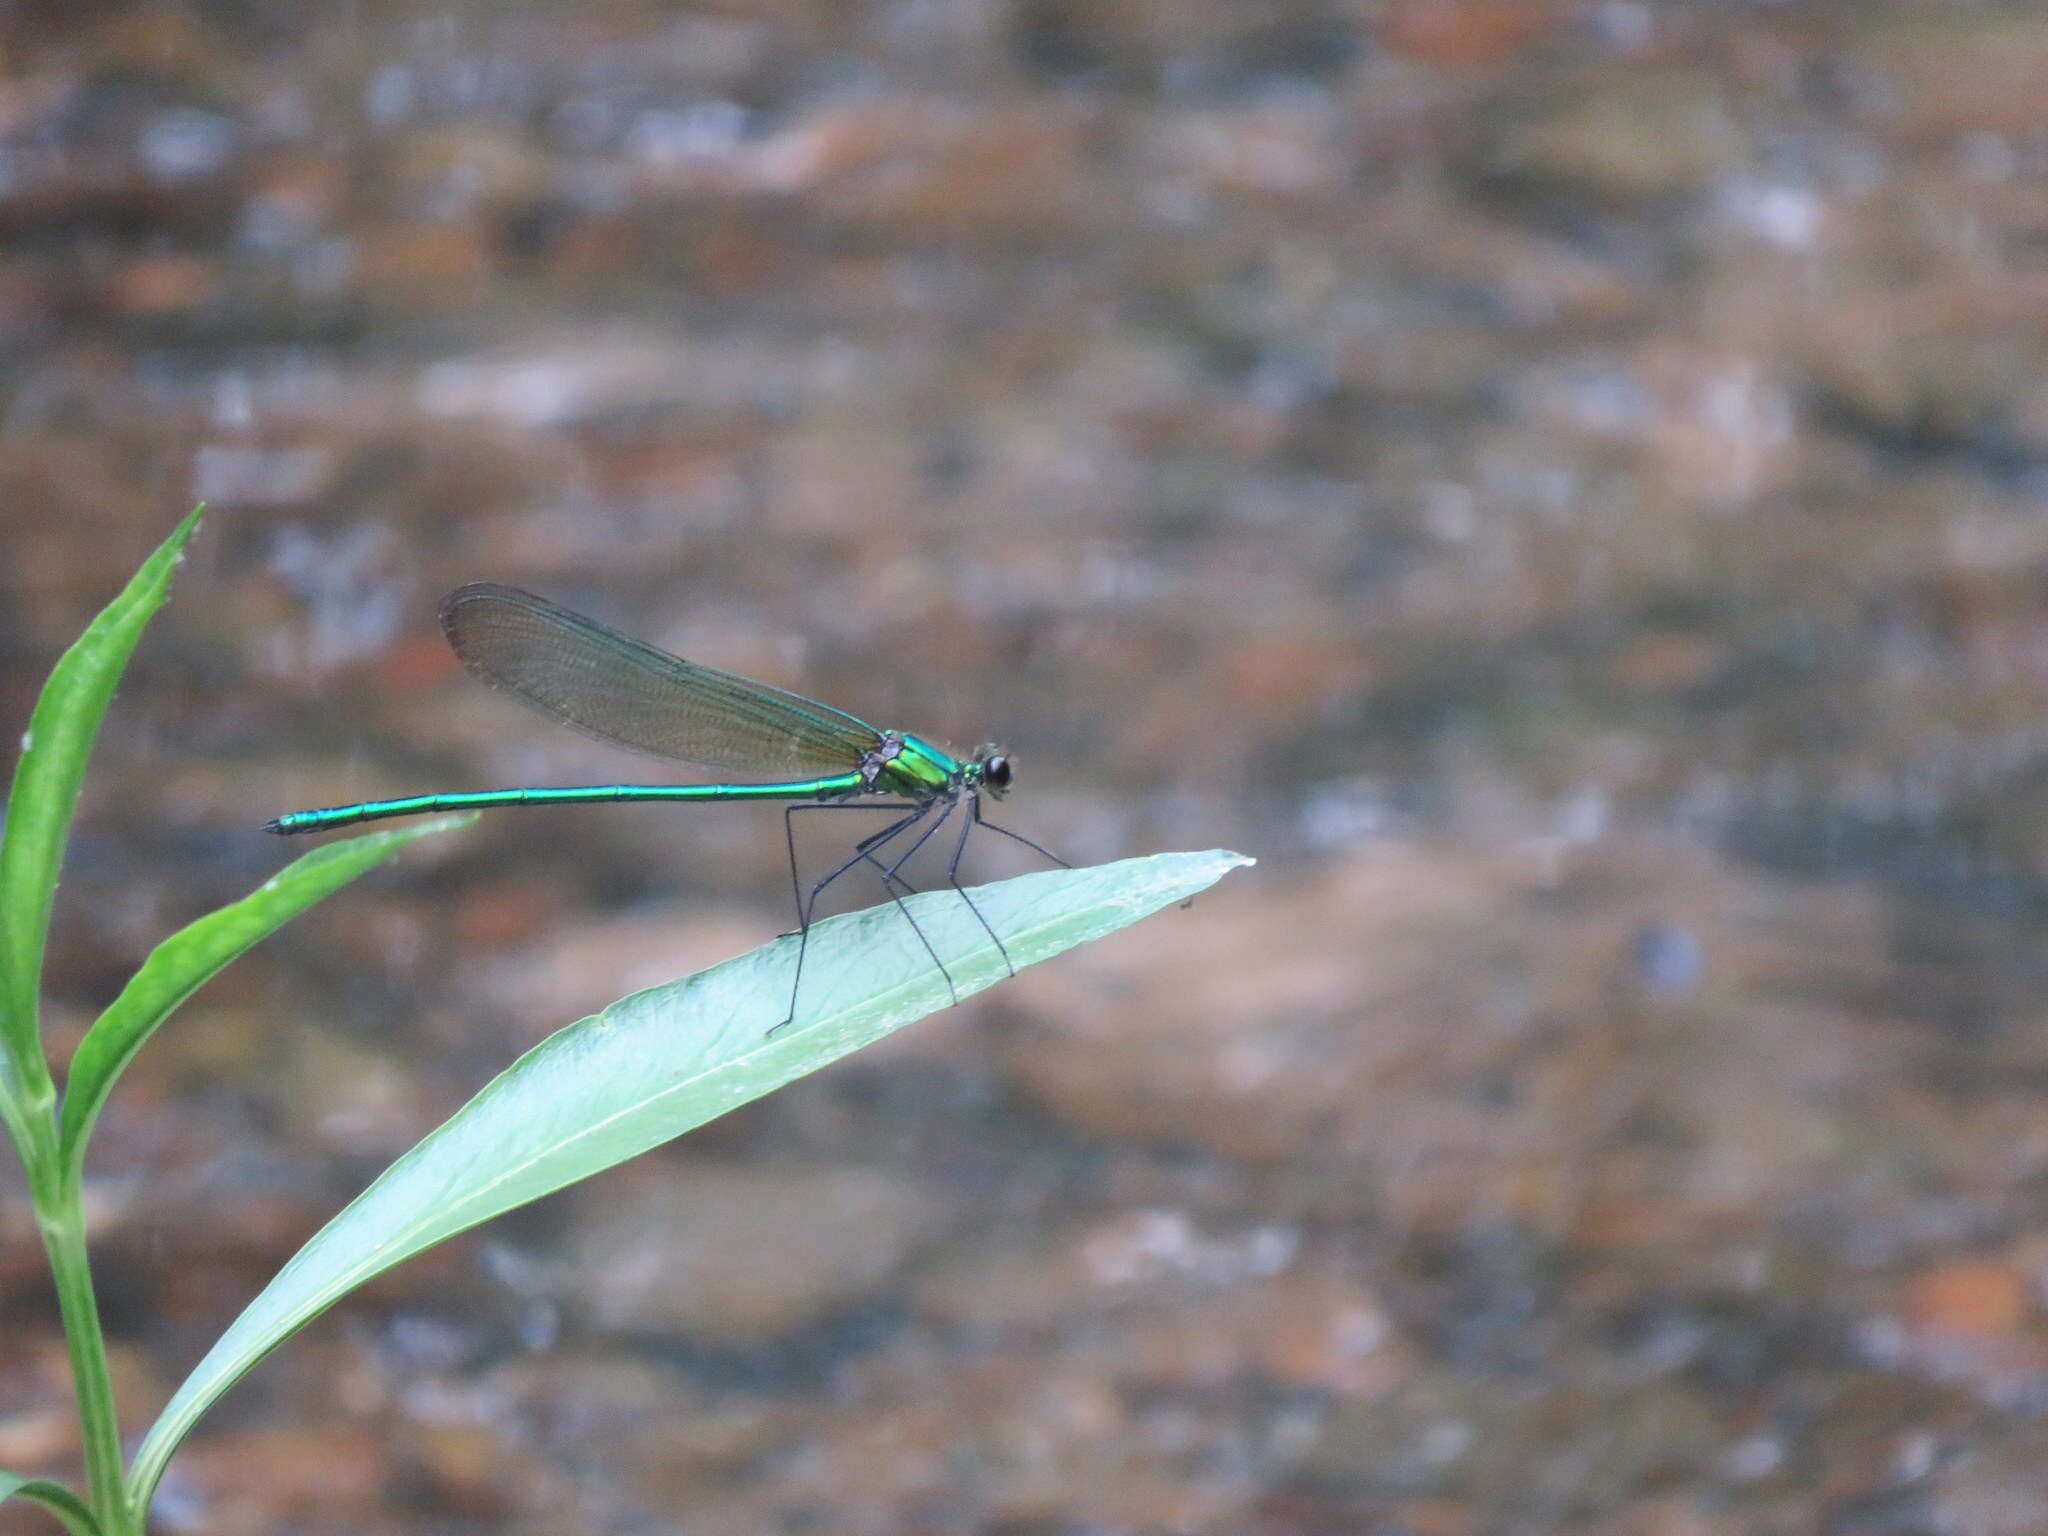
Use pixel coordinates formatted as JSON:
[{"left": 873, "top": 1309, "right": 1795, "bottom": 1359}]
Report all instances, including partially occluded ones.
[{"left": 267, "top": 583, "right": 1066, "bottom": 1027}]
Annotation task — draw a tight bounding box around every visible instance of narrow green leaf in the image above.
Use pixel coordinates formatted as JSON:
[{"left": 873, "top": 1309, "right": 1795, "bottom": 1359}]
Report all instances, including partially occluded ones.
[
  {"left": 58, "top": 817, "right": 474, "bottom": 1169},
  {"left": 0, "top": 506, "right": 205, "bottom": 1088},
  {"left": 129, "top": 849, "right": 1249, "bottom": 1509},
  {"left": 0, "top": 1471, "right": 101, "bottom": 1536}
]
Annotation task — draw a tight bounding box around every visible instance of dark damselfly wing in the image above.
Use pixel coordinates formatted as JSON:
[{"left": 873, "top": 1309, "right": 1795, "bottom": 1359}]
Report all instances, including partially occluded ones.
[{"left": 439, "top": 583, "right": 881, "bottom": 778}]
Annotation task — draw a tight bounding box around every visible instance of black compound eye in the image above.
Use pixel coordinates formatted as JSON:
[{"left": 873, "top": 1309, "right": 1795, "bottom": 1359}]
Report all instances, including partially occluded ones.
[{"left": 983, "top": 755, "right": 1012, "bottom": 790}]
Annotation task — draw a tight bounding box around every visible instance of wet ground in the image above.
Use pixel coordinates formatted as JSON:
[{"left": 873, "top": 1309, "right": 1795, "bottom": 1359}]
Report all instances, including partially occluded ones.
[{"left": 8, "top": 2, "right": 2048, "bottom": 1532}]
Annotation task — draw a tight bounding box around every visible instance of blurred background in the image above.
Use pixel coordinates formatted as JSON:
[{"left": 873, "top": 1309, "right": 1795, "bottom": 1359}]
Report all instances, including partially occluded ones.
[{"left": 7, "top": 1, "right": 2048, "bottom": 1531}]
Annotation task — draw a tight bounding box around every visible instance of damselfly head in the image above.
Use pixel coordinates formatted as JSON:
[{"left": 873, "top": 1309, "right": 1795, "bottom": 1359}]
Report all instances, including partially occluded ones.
[{"left": 974, "top": 748, "right": 1013, "bottom": 798}]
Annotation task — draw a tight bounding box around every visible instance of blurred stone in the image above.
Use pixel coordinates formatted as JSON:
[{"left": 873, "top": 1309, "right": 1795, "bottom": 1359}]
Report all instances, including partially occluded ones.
[
  {"left": 1850, "top": 14, "right": 2048, "bottom": 136},
  {"left": 1113, "top": 1264, "right": 1408, "bottom": 1396},
  {"left": 768, "top": 413, "right": 928, "bottom": 535},
  {"left": 1492, "top": 75, "right": 1750, "bottom": 198},
  {"left": 1381, "top": 0, "right": 1565, "bottom": 67},
  {"left": 1298, "top": 1369, "right": 1726, "bottom": 1523},
  {"left": 354, "top": 220, "right": 491, "bottom": 295},
  {"left": 916, "top": 1211, "right": 1394, "bottom": 1399},
  {"left": 400, "top": 1421, "right": 517, "bottom": 1518},
  {"left": 1144, "top": 99, "right": 1352, "bottom": 195},
  {"left": 1605, "top": 630, "right": 1726, "bottom": 695},
  {"left": 451, "top": 874, "right": 559, "bottom": 948},
  {"left": 276, "top": 1030, "right": 437, "bottom": 1157},
  {"left": 168, "top": 1426, "right": 389, "bottom": 1535},
  {"left": 820, "top": 101, "right": 1101, "bottom": 237},
  {"left": 391, "top": 127, "right": 551, "bottom": 214},
  {"left": 1926, "top": 1421, "right": 2048, "bottom": 1536},
  {"left": 0, "top": 1406, "right": 73, "bottom": 1472},
  {"left": 570, "top": 1159, "right": 950, "bottom": 1339},
  {"left": 469, "top": 901, "right": 767, "bottom": 1026},
  {"left": 240, "top": 155, "right": 347, "bottom": 246},
  {"left": 109, "top": 252, "right": 219, "bottom": 315},
  {"left": 1907, "top": 1259, "right": 2031, "bottom": 1341},
  {"left": 91, "top": 7, "right": 230, "bottom": 80},
  {"left": 489, "top": 1347, "right": 797, "bottom": 1483},
  {"left": 1004, "top": 838, "right": 1957, "bottom": 1259},
  {"left": 667, "top": 1349, "right": 1255, "bottom": 1534},
  {"left": 1015, "top": 0, "right": 1362, "bottom": 86},
  {"left": 1808, "top": 329, "right": 2048, "bottom": 467},
  {"left": 189, "top": 443, "right": 336, "bottom": 508}
]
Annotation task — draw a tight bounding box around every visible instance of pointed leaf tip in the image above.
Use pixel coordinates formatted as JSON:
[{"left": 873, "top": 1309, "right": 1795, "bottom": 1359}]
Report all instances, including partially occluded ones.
[{"left": 1, "top": 506, "right": 205, "bottom": 1086}]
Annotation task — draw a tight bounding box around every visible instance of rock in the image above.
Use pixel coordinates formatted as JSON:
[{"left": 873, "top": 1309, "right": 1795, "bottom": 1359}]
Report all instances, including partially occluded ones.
[
  {"left": 1849, "top": 14, "right": 2048, "bottom": 136},
  {"left": 568, "top": 1158, "right": 951, "bottom": 1339},
  {"left": 1490, "top": 74, "right": 1748, "bottom": 200}
]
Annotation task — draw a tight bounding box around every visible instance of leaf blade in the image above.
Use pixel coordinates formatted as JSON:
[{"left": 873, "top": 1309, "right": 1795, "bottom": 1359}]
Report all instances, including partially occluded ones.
[
  {"left": 0, "top": 1471, "right": 101, "bottom": 1536},
  {"left": 128, "top": 848, "right": 1249, "bottom": 1509},
  {"left": 0, "top": 506, "right": 204, "bottom": 1086}
]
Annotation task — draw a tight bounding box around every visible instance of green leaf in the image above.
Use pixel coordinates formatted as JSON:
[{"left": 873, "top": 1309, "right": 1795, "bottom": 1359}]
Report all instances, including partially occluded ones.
[
  {"left": 0, "top": 1471, "right": 100, "bottom": 1536},
  {"left": 128, "top": 849, "right": 1249, "bottom": 1509},
  {"left": 0, "top": 1050, "right": 27, "bottom": 1159},
  {"left": 58, "top": 817, "right": 474, "bottom": 1171},
  {"left": 0, "top": 506, "right": 205, "bottom": 1089}
]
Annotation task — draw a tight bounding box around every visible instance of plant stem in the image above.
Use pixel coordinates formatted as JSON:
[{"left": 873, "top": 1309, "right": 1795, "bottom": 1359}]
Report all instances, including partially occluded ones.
[{"left": 33, "top": 1126, "right": 129, "bottom": 1534}]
